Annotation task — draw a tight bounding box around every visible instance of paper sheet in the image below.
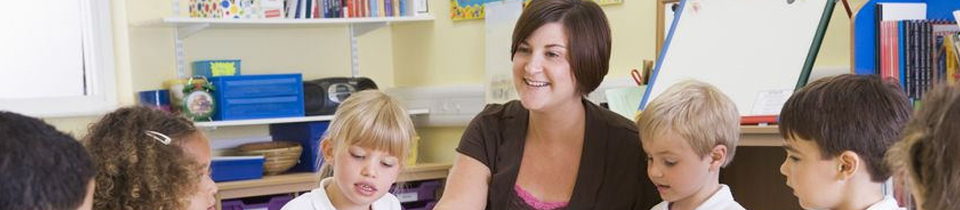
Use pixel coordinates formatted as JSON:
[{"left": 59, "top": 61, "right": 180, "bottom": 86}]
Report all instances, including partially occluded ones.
[
  {"left": 751, "top": 89, "right": 793, "bottom": 115},
  {"left": 878, "top": 3, "right": 927, "bottom": 21},
  {"left": 954, "top": 10, "right": 959, "bottom": 28}
]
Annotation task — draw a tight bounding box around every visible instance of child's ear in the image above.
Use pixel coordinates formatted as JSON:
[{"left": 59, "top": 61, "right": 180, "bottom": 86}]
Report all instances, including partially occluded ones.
[
  {"left": 708, "top": 145, "right": 728, "bottom": 171},
  {"left": 837, "top": 151, "right": 861, "bottom": 180},
  {"left": 321, "top": 138, "right": 335, "bottom": 166}
]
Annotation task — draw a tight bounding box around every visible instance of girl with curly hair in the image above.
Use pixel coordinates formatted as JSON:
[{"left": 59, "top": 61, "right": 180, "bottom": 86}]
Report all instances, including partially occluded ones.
[
  {"left": 887, "top": 84, "right": 960, "bottom": 210},
  {"left": 83, "top": 106, "right": 217, "bottom": 210}
]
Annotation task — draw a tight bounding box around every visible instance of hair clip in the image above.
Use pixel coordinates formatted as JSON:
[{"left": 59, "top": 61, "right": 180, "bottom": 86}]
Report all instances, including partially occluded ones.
[{"left": 145, "top": 130, "right": 172, "bottom": 145}]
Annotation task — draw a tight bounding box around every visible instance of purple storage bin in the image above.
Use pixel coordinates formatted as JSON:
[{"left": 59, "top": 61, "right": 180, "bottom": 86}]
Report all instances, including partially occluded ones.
[
  {"left": 221, "top": 195, "right": 293, "bottom": 210},
  {"left": 391, "top": 180, "right": 442, "bottom": 204},
  {"left": 402, "top": 201, "right": 437, "bottom": 210}
]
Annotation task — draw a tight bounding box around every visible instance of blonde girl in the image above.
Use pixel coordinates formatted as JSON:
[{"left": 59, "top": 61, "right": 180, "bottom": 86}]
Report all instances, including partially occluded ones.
[{"left": 283, "top": 90, "right": 417, "bottom": 210}]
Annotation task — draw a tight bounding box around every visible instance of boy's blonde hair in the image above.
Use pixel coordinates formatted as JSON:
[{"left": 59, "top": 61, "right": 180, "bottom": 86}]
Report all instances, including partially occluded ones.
[
  {"left": 319, "top": 90, "right": 417, "bottom": 177},
  {"left": 637, "top": 80, "right": 740, "bottom": 166}
]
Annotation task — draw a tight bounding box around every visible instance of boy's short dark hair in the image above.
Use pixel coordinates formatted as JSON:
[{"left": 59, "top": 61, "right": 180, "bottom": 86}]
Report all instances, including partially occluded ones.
[
  {"left": 779, "top": 74, "right": 911, "bottom": 182},
  {"left": 0, "top": 111, "right": 96, "bottom": 210}
]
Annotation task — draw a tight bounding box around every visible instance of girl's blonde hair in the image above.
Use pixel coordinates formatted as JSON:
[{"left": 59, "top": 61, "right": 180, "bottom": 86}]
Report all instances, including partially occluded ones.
[{"left": 319, "top": 90, "right": 417, "bottom": 178}]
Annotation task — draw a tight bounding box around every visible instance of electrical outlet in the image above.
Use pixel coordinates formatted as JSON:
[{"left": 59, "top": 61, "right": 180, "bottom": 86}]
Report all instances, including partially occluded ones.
[{"left": 386, "top": 85, "right": 485, "bottom": 127}]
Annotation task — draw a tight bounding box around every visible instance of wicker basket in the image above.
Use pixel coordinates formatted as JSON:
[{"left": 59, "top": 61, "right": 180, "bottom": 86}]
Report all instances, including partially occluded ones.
[{"left": 237, "top": 141, "right": 303, "bottom": 175}]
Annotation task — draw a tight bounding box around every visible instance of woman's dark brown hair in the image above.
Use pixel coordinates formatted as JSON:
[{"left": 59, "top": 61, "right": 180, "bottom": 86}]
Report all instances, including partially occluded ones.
[
  {"left": 83, "top": 106, "right": 203, "bottom": 210},
  {"left": 887, "top": 84, "right": 960, "bottom": 210},
  {"left": 511, "top": 0, "right": 611, "bottom": 95}
]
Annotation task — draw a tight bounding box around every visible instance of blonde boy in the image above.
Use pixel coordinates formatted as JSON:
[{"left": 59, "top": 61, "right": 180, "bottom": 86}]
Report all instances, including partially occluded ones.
[
  {"left": 637, "top": 80, "right": 744, "bottom": 210},
  {"left": 779, "top": 74, "right": 911, "bottom": 210}
]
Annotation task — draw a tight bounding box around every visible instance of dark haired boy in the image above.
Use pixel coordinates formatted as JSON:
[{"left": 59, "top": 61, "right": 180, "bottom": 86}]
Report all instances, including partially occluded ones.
[
  {"left": 778, "top": 74, "right": 911, "bottom": 210},
  {"left": 0, "top": 111, "right": 96, "bottom": 210}
]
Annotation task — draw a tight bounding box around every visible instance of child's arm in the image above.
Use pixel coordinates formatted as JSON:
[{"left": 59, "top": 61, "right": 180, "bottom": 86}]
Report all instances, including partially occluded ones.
[{"left": 434, "top": 155, "right": 491, "bottom": 210}]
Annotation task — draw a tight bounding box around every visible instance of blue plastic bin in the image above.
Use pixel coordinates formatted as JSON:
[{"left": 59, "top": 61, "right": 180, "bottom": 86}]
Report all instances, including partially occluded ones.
[
  {"left": 193, "top": 60, "right": 241, "bottom": 78},
  {"left": 211, "top": 156, "right": 264, "bottom": 182},
  {"left": 211, "top": 74, "right": 302, "bottom": 98},
  {"left": 211, "top": 74, "right": 305, "bottom": 121},
  {"left": 217, "top": 96, "right": 305, "bottom": 121},
  {"left": 269, "top": 121, "right": 330, "bottom": 172}
]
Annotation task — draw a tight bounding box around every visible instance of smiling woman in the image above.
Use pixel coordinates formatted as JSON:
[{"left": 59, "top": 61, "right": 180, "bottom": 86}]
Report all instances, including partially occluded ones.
[{"left": 435, "top": 0, "right": 660, "bottom": 209}]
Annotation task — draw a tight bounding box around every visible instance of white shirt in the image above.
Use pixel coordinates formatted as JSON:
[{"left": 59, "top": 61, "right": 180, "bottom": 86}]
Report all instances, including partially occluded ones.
[
  {"left": 281, "top": 177, "right": 402, "bottom": 210},
  {"left": 650, "top": 184, "right": 746, "bottom": 210},
  {"left": 865, "top": 196, "right": 905, "bottom": 210}
]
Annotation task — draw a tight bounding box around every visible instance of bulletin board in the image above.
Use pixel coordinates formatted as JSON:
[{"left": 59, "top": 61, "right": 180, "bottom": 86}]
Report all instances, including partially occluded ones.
[{"left": 640, "top": 0, "right": 836, "bottom": 116}]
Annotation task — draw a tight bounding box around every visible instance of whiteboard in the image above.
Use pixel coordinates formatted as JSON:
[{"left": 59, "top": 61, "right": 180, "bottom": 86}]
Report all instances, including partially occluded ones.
[{"left": 640, "top": 0, "right": 835, "bottom": 116}]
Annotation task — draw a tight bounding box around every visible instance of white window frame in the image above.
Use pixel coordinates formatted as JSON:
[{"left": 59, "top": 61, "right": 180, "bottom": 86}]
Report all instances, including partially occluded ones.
[{"left": 0, "top": 0, "right": 116, "bottom": 117}]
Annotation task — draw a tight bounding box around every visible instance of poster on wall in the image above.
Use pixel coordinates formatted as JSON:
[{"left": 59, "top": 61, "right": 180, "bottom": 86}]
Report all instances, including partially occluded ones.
[
  {"left": 485, "top": 0, "right": 523, "bottom": 103},
  {"left": 453, "top": 0, "right": 621, "bottom": 21}
]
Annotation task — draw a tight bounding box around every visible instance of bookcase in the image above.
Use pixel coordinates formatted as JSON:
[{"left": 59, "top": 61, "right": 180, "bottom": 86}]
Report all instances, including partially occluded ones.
[
  {"left": 157, "top": 1, "right": 441, "bottom": 209},
  {"left": 851, "top": 0, "right": 960, "bottom": 103},
  {"left": 852, "top": 0, "right": 960, "bottom": 77}
]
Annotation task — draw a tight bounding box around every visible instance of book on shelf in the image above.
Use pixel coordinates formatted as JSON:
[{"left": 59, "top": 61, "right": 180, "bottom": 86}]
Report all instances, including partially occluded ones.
[
  {"left": 853, "top": 0, "right": 960, "bottom": 79},
  {"left": 278, "top": 0, "right": 421, "bottom": 18},
  {"left": 861, "top": 0, "right": 960, "bottom": 107},
  {"left": 881, "top": 19, "right": 958, "bottom": 104}
]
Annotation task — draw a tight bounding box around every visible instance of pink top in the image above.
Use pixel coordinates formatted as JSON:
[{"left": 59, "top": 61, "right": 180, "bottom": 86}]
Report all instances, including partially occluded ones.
[{"left": 513, "top": 185, "right": 569, "bottom": 210}]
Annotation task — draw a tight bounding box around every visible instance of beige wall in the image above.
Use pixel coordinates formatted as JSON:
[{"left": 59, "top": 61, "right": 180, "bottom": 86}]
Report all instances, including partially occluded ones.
[{"left": 45, "top": 0, "right": 856, "bottom": 164}]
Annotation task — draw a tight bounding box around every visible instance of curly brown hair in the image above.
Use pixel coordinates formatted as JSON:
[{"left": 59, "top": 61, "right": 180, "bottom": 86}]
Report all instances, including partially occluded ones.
[
  {"left": 83, "top": 106, "right": 203, "bottom": 210},
  {"left": 887, "top": 84, "right": 960, "bottom": 210}
]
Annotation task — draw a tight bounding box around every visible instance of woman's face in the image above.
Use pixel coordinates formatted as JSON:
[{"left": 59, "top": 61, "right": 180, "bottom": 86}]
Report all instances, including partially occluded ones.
[
  {"left": 181, "top": 133, "right": 217, "bottom": 210},
  {"left": 512, "top": 22, "right": 579, "bottom": 112}
]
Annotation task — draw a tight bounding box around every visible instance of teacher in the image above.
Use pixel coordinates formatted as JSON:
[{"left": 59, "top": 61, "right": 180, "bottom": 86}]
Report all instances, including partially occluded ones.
[{"left": 435, "top": 0, "right": 658, "bottom": 209}]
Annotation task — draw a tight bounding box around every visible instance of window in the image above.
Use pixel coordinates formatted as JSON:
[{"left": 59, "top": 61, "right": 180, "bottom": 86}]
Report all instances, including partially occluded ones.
[{"left": 0, "top": 0, "right": 116, "bottom": 117}]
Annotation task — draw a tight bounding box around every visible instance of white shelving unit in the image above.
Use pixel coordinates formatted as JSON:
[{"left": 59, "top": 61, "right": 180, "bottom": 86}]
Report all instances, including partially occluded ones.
[
  {"left": 164, "top": 0, "right": 434, "bottom": 78},
  {"left": 195, "top": 108, "right": 428, "bottom": 128},
  {"left": 161, "top": 4, "right": 439, "bottom": 208}
]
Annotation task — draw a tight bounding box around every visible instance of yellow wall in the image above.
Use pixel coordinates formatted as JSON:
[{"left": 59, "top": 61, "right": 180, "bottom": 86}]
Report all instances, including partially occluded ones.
[{"left": 44, "top": 0, "right": 858, "bottom": 164}]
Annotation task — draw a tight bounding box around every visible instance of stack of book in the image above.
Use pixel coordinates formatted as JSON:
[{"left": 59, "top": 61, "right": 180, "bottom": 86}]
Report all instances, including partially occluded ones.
[
  {"left": 285, "top": 0, "right": 418, "bottom": 18},
  {"left": 877, "top": 3, "right": 960, "bottom": 105}
]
